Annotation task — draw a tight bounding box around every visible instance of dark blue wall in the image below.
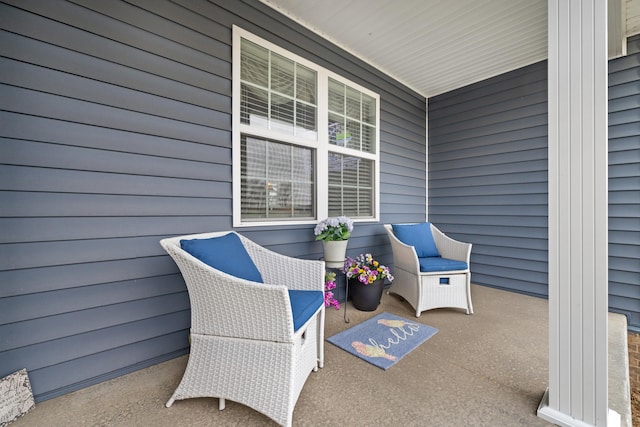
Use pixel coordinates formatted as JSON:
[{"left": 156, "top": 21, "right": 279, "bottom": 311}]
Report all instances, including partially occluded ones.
[
  {"left": 429, "top": 61, "right": 548, "bottom": 297},
  {"left": 429, "top": 36, "right": 640, "bottom": 330}
]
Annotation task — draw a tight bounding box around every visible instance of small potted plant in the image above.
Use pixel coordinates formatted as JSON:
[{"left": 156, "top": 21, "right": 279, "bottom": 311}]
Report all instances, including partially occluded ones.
[
  {"left": 314, "top": 216, "right": 353, "bottom": 268},
  {"left": 342, "top": 253, "right": 394, "bottom": 311}
]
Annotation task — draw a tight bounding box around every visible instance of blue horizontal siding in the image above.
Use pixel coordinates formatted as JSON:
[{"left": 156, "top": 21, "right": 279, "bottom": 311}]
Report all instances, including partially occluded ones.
[
  {"left": 0, "top": 0, "right": 426, "bottom": 401},
  {"left": 608, "top": 35, "right": 640, "bottom": 329},
  {"left": 429, "top": 37, "right": 640, "bottom": 329}
]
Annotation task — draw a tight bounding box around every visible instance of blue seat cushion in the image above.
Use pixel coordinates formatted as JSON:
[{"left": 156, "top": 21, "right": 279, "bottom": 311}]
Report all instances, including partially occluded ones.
[
  {"left": 418, "top": 257, "right": 468, "bottom": 272},
  {"left": 288, "top": 290, "right": 324, "bottom": 332},
  {"left": 180, "top": 233, "right": 263, "bottom": 283},
  {"left": 392, "top": 222, "right": 440, "bottom": 257}
]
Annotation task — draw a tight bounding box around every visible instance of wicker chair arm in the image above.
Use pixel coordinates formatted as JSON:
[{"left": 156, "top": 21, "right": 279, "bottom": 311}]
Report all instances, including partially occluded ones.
[
  {"left": 384, "top": 225, "right": 421, "bottom": 274},
  {"left": 241, "top": 235, "right": 325, "bottom": 292},
  {"left": 430, "top": 225, "right": 472, "bottom": 263}
]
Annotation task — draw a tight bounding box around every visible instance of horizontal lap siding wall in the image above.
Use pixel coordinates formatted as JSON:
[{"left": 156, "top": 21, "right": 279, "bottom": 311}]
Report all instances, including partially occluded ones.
[
  {"left": 429, "top": 38, "right": 640, "bottom": 330},
  {"left": 0, "top": 0, "right": 426, "bottom": 401},
  {"left": 608, "top": 35, "right": 640, "bottom": 331},
  {"left": 428, "top": 61, "right": 549, "bottom": 298}
]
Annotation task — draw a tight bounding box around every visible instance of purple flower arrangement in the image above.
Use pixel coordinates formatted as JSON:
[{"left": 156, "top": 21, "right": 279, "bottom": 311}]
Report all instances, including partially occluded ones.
[
  {"left": 324, "top": 271, "right": 340, "bottom": 309},
  {"left": 342, "top": 253, "right": 394, "bottom": 285}
]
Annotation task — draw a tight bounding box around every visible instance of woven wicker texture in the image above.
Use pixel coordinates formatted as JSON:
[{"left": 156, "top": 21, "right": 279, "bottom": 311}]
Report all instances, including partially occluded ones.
[
  {"left": 385, "top": 224, "right": 474, "bottom": 317},
  {"left": 160, "top": 231, "right": 325, "bottom": 427}
]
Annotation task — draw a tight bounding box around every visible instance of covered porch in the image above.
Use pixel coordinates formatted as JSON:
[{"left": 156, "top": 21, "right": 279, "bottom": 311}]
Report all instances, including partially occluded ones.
[
  {"left": 10, "top": 285, "right": 631, "bottom": 426},
  {"left": 1, "top": 1, "right": 638, "bottom": 426}
]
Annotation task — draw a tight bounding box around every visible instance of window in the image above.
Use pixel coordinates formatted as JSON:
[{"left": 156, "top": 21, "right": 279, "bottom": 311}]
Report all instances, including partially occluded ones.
[
  {"left": 327, "top": 78, "right": 377, "bottom": 218},
  {"left": 233, "top": 27, "right": 380, "bottom": 227}
]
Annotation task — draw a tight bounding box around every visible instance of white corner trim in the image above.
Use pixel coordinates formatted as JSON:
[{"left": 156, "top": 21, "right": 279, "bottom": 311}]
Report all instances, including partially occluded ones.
[{"left": 424, "top": 101, "right": 429, "bottom": 222}]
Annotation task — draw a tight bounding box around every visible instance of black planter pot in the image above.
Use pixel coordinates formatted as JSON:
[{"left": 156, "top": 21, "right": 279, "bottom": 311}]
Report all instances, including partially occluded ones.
[{"left": 348, "top": 278, "right": 384, "bottom": 311}]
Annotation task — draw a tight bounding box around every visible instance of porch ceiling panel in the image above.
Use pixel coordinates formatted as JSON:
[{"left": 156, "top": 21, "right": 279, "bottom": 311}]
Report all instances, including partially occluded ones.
[{"left": 259, "top": 0, "right": 548, "bottom": 97}]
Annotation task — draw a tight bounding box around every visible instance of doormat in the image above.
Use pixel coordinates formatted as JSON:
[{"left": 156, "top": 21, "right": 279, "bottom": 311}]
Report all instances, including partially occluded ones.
[{"left": 326, "top": 312, "right": 438, "bottom": 370}]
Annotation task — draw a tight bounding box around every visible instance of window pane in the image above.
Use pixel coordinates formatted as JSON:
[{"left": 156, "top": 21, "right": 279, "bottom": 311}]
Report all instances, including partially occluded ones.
[
  {"left": 241, "top": 177, "right": 266, "bottom": 219},
  {"left": 241, "top": 39, "right": 268, "bottom": 87},
  {"left": 296, "top": 64, "right": 316, "bottom": 104},
  {"left": 358, "top": 187, "right": 374, "bottom": 215},
  {"left": 295, "top": 64, "right": 317, "bottom": 134},
  {"left": 271, "top": 94, "right": 295, "bottom": 133},
  {"left": 265, "top": 181, "right": 291, "bottom": 218},
  {"left": 296, "top": 102, "right": 316, "bottom": 132},
  {"left": 328, "top": 79, "right": 344, "bottom": 114},
  {"left": 271, "top": 52, "right": 295, "bottom": 97},
  {"left": 327, "top": 193, "right": 342, "bottom": 216},
  {"left": 362, "top": 124, "right": 375, "bottom": 153},
  {"left": 327, "top": 153, "right": 373, "bottom": 217},
  {"left": 362, "top": 93, "right": 376, "bottom": 125},
  {"left": 241, "top": 84, "right": 268, "bottom": 125},
  {"left": 270, "top": 142, "right": 292, "bottom": 179},
  {"left": 328, "top": 114, "right": 348, "bottom": 147},
  {"left": 345, "top": 119, "right": 361, "bottom": 151},
  {"left": 293, "top": 147, "right": 313, "bottom": 181},
  {"left": 361, "top": 125, "right": 376, "bottom": 153},
  {"left": 242, "top": 137, "right": 266, "bottom": 176},
  {"left": 295, "top": 65, "right": 317, "bottom": 135},
  {"left": 241, "top": 135, "right": 314, "bottom": 221},
  {"left": 340, "top": 187, "right": 359, "bottom": 217},
  {"left": 293, "top": 182, "right": 314, "bottom": 216},
  {"left": 346, "top": 86, "right": 361, "bottom": 120}
]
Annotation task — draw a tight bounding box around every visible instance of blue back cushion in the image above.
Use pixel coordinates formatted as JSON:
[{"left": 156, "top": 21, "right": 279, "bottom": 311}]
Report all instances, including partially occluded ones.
[
  {"left": 288, "top": 290, "right": 324, "bottom": 332},
  {"left": 180, "top": 233, "right": 263, "bottom": 283},
  {"left": 392, "top": 222, "right": 440, "bottom": 257},
  {"left": 418, "top": 257, "right": 468, "bottom": 272}
]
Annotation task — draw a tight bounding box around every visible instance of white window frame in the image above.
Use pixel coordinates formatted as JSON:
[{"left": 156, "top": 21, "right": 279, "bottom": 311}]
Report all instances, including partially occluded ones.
[{"left": 232, "top": 26, "right": 380, "bottom": 227}]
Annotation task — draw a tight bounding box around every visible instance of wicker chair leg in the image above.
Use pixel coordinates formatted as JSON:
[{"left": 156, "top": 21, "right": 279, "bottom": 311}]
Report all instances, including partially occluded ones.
[
  {"left": 219, "top": 398, "right": 225, "bottom": 410},
  {"left": 466, "top": 274, "right": 474, "bottom": 314},
  {"left": 317, "top": 308, "right": 325, "bottom": 369}
]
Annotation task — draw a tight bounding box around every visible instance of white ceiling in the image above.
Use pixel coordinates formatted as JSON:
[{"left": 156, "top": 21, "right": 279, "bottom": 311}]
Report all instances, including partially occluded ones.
[
  {"left": 260, "top": 0, "right": 548, "bottom": 98},
  {"left": 260, "top": 0, "right": 639, "bottom": 98}
]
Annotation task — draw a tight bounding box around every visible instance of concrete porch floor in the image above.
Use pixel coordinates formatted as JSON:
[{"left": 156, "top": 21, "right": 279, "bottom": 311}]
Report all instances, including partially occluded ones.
[{"left": 11, "top": 285, "right": 631, "bottom": 426}]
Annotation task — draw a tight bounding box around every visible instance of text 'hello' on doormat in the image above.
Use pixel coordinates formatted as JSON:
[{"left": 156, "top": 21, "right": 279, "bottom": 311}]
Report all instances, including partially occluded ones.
[{"left": 326, "top": 312, "right": 438, "bottom": 370}]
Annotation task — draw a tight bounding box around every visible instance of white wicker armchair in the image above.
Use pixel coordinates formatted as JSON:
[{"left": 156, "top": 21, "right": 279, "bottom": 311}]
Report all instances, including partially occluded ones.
[
  {"left": 384, "top": 223, "right": 473, "bottom": 317},
  {"left": 161, "top": 231, "right": 325, "bottom": 427}
]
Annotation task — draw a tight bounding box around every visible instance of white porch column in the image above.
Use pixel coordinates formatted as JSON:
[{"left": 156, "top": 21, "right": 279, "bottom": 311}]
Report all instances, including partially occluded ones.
[{"left": 538, "top": 1, "right": 615, "bottom": 427}]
